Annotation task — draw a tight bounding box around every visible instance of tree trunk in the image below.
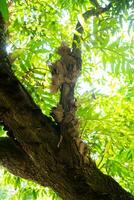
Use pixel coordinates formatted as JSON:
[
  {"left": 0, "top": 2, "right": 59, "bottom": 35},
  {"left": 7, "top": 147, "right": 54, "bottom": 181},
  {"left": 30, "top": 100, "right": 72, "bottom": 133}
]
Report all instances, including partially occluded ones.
[{"left": 0, "top": 13, "right": 133, "bottom": 200}]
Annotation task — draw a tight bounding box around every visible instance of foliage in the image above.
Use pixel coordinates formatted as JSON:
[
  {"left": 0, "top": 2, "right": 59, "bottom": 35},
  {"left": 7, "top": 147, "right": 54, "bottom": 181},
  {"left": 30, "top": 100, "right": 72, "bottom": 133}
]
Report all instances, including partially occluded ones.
[
  {"left": 0, "top": 0, "right": 8, "bottom": 21},
  {"left": 0, "top": 0, "right": 134, "bottom": 199},
  {"left": 0, "top": 168, "right": 61, "bottom": 200}
]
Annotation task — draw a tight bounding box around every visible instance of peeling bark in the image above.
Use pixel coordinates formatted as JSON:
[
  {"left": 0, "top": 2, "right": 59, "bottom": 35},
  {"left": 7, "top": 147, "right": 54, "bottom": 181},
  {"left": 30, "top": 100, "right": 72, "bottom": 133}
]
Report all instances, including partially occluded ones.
[{"left": 0, "top": 9, "right": 134, "bottom": 200}]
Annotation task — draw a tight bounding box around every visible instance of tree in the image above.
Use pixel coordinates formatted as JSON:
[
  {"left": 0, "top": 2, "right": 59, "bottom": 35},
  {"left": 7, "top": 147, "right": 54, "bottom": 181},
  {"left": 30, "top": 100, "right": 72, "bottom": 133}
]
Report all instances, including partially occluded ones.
[{"left": 0, "top": 0, "right": 134, "bottom": 199}]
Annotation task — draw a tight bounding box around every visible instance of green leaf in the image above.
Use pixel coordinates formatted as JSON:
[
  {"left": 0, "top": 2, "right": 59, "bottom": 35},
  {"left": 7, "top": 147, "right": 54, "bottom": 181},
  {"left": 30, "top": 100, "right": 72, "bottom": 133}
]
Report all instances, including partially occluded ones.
[{"left": 0, "top": 0, "right": 9, "bottom": 21}]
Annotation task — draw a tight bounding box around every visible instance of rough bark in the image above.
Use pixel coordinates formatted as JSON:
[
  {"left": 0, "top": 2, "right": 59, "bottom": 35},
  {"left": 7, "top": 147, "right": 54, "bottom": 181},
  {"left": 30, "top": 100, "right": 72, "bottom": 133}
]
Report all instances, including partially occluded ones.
[
  {"left": 0, "top": 7, "right": 134, "bottom": 200},
  {"left": 0, "top": 137, "right": 48, "bottom": 187}
]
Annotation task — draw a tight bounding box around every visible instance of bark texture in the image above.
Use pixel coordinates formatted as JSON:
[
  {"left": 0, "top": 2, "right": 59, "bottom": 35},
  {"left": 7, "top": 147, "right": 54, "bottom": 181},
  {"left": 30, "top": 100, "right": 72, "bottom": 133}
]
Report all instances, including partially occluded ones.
[{"left": 0, "top": 9, "right": 134, "bottom": 200}]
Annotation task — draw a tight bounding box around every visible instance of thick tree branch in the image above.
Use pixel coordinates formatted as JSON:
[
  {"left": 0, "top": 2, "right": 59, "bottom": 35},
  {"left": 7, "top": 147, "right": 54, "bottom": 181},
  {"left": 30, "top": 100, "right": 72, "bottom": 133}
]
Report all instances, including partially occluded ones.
[
  {"left": 55, "top": 3, "right": 113, "bottom": 143},
  {"left": 0, "top": 13, "right": 59, "bottom": 146},
  {"left": 51, "top": 2, "right": 113, "bottom": 151},
  {"left": 0, "top": 137, "right": 49, "bottom": 186}
]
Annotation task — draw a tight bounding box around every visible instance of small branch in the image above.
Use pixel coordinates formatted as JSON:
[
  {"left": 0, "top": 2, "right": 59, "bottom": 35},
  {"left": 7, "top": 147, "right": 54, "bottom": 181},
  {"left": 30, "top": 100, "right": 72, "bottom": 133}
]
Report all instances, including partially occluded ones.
[{"left": 72, "top": 2, "right": 112, "bottom": 60}]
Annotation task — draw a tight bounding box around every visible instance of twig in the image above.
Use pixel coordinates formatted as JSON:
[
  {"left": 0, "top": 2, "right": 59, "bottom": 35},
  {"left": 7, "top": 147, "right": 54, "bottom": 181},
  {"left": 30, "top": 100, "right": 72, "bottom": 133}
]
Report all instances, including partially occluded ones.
[{"left": 72, "top": 2, "right": 113, "bottom": 62}]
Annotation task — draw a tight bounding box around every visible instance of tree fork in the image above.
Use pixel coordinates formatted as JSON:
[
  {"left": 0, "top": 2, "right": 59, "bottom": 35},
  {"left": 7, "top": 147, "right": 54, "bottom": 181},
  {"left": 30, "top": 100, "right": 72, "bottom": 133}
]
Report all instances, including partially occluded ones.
[{"left": 0, "top": 7, "right": 134, "bottom": 200}]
